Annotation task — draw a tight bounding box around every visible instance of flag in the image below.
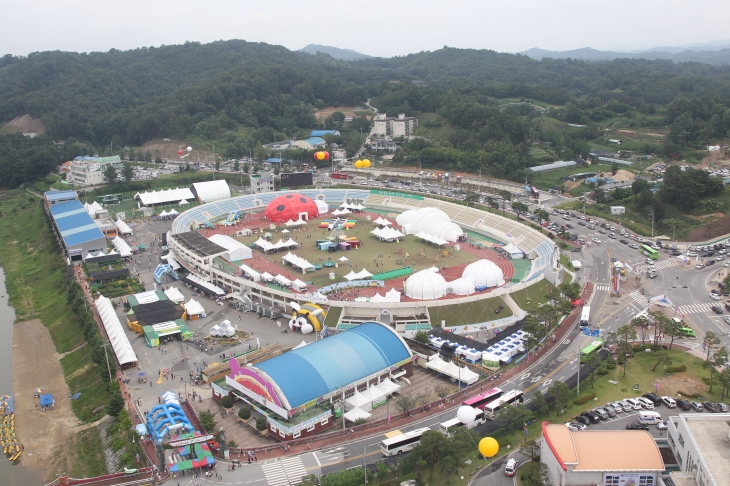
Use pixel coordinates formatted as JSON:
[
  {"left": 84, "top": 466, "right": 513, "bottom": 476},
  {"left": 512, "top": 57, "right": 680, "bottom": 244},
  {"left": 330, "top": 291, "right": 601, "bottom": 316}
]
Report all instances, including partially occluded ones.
[{"left": 136, "top": 453, "right": 140, "bottom": 463}]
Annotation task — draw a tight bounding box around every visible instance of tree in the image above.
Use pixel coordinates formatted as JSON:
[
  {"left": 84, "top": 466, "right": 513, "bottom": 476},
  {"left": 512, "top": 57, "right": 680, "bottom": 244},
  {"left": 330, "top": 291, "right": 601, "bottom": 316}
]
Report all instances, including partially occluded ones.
[
  {"left": 144, "top": 150, "right": 152, "bottom": 162},
  {"left": 414, "top": 330, "right": 429, "bottom": 344},
  {"left": 199, "top": 409, "right": 217, "bottom": 433},
  {"left": 534, "top": 208, "right": 550, "bottom": 225},
  {"left": 719, "top": 367, "right": 730, "bottom": 400},
  {"left": 593, "top": 187, "right": 606, "bottom": 204},
  {"left": 520, "top": 439, "right": 541, "bottom": 462},
  {"left": 103, "top": 165, "right": 118, "bottom": 184},
  {"left": 242, "top": 163, "right": 250, "bottom": 174},
  {"left": 558, "top": 281, "right": 581, "bottom": 301},
  {"left": 512, "top": 201, "right": 529, "bottom": 219},
  {"left": 703, "top": 346, "right": 728, "bottom": 393},
  {"left": 498, "top": 403, "right": 533, "bottom": 433},
  {"left": 107, "top": 384, "right": 125, "bottom": 417},
  {"left": 254, "top": 141, "right": 267, "bottom": 160},
  {"left": 434, "top": 384, "right": 451, "bottom": 399},
  {"left": 154, "top": 156, "right": 163, "bottom": 164},
  {"left": 394, "top": 394, "right": 417, "bottom": 414},
  {"left": 704, "top": 330, "right": 721, "bottom": 361},
  {"left": 221, "top": 394, "right": 234, "bottom": 408},
  {"left": 233, "top": 160, "right": 240, "bottom": 172},
  {"left": 465, "top": 192, "right": 480, "bottom": 207},
  {"left": 532, "top": 390, "right": 547, "bottom": 416},
  {"left": 608, "top": 325, "right": 637, "bottom": 376},
  {"left": 412, "top": 430, "right": 447, "bottom": 480},
  {"left": 633, "top": 314, "right": 651, "bottom": 345},
  {"left": 121, "top": 162, "right": 134, "bottom": 182},
  {"left": 584, "top": 350, "right": 602, "bottom": 371},
  {"left": 215, "top": 159, "right": 221, "bottom": 172},
  {"left": 548, "top": 381, "right": 574, "bottom": 415},
  {"left": 651, "top": 352, "right": 673, "bottom": 372},
  {"left": 661, "top": 314, "right": 683, "bottom": 349}
]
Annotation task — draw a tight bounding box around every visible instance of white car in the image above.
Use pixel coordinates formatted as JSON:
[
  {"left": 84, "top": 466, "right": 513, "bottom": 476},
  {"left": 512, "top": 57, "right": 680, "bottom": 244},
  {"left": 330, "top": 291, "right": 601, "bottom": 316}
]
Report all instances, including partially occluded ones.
[
  {"left": 725, "top": 262, "right": 730, "bottom": 268},
  {"left": 629, "top": 243, "right": 639, "bottom": 249},
  {"left": 657, "top": 421, "right": 669, "bottom": 430},
  {"left": 686, "top": 252, "right": 698, "bottom": 257},
  {"left": 637, "top": 397, "right": 655, "bottom": 409},
  {"left": 625, "top": 398, "right": 643, "bottom": 410},
  {"left": 592, "top": 238, "right": 601, "bottom": 243},
  {"left": 710, "top": 293, "right": 721, "bottom": 300}
]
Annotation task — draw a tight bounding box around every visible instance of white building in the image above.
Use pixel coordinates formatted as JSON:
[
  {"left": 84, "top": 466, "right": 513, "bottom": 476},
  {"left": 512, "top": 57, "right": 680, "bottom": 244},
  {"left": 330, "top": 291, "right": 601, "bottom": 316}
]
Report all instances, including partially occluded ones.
[
  {"left": 666, "top": 413, "right": 730, "bottom": 486},
  {"left": 373, "top": 113, "right": 418, "bottom": 138},
  {"left": 540, "top": 422, "right": 664, "bottom": 486},
  {"left": 250, "top": 171, "right": 274, "bottom": 194},
  {"left": 70, "top": 156, "right": 123, "bottom": 186}
]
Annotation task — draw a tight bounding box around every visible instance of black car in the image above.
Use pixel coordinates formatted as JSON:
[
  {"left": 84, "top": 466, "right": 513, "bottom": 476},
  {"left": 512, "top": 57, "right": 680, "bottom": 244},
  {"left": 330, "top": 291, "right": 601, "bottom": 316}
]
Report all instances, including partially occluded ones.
[
  {"left": 626, "top": 422, "right": 650, "bottom": 430},
  {"left": 578, "top": 221, "right": 586, "bottom": 226},
  {"left": 671, "top": 251, "right": 683, "bottom": 256},
  {"left": 566, "top": 223, "right": 574, "bottom": 229},
  {"left": 712, "top": 305, "right": 723, "bottom": 314},
  {"left": 703, "top": 401, "right": 721, "bottom": 412},
  {"left": 574, "top": 415, "right": 590, "bottom": 426},
  {"left": 676, "top": 399, "right": 691, "bottom": 411},
  {"left": 581, "top": 411, "right": 601, "bottom": 424},
  {"left": 571, "top": 247, "right": 582, "bottom": 252},
  {"left": 643, "top": 393, "right": 662, "bottom": 406},
  {"left": 619, "top": 239, "right": 629, "bottom": 244},
  {"left": 707, "top": 260, "right": 716, "bottom": 266}
]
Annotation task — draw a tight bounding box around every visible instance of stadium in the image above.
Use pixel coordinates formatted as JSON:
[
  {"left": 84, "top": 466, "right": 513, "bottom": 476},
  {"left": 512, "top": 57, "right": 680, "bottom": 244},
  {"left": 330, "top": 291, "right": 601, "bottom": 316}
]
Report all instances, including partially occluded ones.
[{"left": 167, "top": 185, "right": 557, "bottom": 333}]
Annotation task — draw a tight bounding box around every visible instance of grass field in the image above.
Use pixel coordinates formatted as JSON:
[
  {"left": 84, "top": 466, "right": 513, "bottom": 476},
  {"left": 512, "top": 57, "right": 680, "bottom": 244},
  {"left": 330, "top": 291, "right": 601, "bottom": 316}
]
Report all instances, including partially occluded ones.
[
  {"left": 429, "top": 297, "right": 512, "bottom": 327},
  {"left": 61, "top": 347, "right": 111, "bottom": 423},
  {"left": 509, "top": 279, "right": 556, "bottom": 309},
  {"left": 234, "top": 224, "right": 484, "bottom": 288},
  {"left": 528, "top": 162, "right": 619, "bottom": 192},
  {"left": 411, "top": 112, "right": 457, "bottom": 140}
]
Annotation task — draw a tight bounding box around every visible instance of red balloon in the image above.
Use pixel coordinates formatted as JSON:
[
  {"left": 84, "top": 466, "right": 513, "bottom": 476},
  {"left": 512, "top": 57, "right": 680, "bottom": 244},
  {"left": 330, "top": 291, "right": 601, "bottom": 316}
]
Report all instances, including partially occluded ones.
[
  {"left": 324, "top": 152, "right": 330, "bottom": 160},
  {"left": 178, "top": 150, "right": 183, "bottom": 155}
]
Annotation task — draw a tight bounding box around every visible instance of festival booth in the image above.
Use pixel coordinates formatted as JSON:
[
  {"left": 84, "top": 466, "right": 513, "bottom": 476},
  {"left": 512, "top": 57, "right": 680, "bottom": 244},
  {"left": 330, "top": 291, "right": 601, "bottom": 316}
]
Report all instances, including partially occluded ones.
[
  {"left": 95, "top": 295, "right": 138, "bottom": 367},
  {"left": 143, "top": 320, "right": 193, "bottom": 347},
  {"left": 182, "top": 274, "right": 225, "bottom": 297},
  {"left": 164, "top": 287, "right": 185, "bottom": 304},
  {"left": 210, "top": 320, "right": 236, "bottom": 338},
  {"left": 111, "top": 236, "right": 133, "bottom": 258},
  {"left": 166, "top": 431, "right": 217, "bottom": 472},
  {"left": 343, "top": 407, "right": 371, "bottom": 423},
  {"left": 184, "top": 298, "right": 206, "bottom": 319},
  {"left": 239, "top": 263, "right": 261, "bottom": 282},
  {"left": 274, "top": 275, "right": 292, "bottom": 287},
  {"left": 115, "top": 218, "right": 133, "bottom": 236},
  {"left": 371, "top": 288, "right": 402, "bottom": 303},
  {"left": 291, "top": 279, "right": 308, "bottom": 292},
  {"left": 502, "top": 242, "right": 524, "bottom": 259}
]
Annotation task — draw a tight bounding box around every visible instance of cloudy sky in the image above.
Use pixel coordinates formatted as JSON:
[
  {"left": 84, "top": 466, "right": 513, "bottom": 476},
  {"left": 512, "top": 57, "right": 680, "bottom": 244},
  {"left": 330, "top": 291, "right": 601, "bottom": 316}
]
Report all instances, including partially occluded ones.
[{"left": 3, "top": 0, "right": 729, "bottom": 57}]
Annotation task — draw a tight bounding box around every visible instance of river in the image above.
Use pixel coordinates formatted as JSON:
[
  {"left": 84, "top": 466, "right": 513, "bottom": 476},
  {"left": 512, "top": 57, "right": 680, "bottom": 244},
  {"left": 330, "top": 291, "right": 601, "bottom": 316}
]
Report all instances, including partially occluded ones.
[{"left": 0, "top": 268, "right": 46, "bottom": 485}]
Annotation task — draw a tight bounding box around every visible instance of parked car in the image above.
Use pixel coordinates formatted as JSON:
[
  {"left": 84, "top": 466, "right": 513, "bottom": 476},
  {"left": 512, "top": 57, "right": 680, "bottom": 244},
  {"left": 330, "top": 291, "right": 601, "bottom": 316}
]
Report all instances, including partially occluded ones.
[
  {"left": 626, "top": 422, "right": 650, "bottom": 430},
  {"left": 625, "top": 398, "right": 644, "bottom": 410},
  {"left": 571, "top": 247, "right": 582, "bottom": 252},
  {"left": 593, "top": 408, "right": 610, "bottom": 420},
  {"left": 609, "top": 401, "right": 625, "bottom": 413},
  {"left": 690, "top": 401, "right": 704, "bottom": 412},
  {"left": 676, "top": 399, "right": 691, "bottom": 411},
  {"left": 618, "top": 400, "right": 634, "bottom": 412},
  {"left": 581, "top": 411, "right": 601, "bottom": 424},
  {"left": 637, "top": 397, "right": 655, "bottom": 409},
  {"left": 661, "top": 396, "right": 677, "bottom": 408},
  {"left": 574, "top": 415, "right": 591, "bottom": 426},
  {"left": 565, "top": 422, "right": 587, "bottom": 431},
  {"left": 643, "top": 393, "right": 662, "bottom": 406},
  {"left": 716, "top": 403, "right": 729, "bottom": 412},
  {"left": 710, "top": 293, "right": 721, "bottom": 300},
  {"left": 703, "top": 401, "right": 721, "bottom": 413}
]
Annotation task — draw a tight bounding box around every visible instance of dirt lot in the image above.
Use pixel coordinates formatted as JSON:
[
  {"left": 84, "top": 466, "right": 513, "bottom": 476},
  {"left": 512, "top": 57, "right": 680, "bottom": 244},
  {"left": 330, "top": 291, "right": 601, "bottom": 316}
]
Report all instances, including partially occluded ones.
[
  {"left": 314, "top": 106, "right": 363, "bottom": 121},
  {"left": 685, "top": 213, "right": 730, "bottom": 241},
  {"left": 13, "top": 320, "right": 81, "bottom": 479},
  {"left": 0, "top": 115, "right": 45, "bottom": 135},
  {"left": 139, "top": 139, "right": 214, "bottom": 163},
  {"left": 609, "top": 169, "right": 636, "bottom": 182}
]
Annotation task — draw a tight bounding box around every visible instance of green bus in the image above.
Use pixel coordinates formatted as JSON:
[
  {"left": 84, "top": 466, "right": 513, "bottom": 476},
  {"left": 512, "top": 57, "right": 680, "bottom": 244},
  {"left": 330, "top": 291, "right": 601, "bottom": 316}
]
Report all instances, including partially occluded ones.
[
  {"left": 580, "top": 340, "right": 603, "bottom": 363},
  {"left": 640, "top": 244, "right": 658, "bottom": 260}
]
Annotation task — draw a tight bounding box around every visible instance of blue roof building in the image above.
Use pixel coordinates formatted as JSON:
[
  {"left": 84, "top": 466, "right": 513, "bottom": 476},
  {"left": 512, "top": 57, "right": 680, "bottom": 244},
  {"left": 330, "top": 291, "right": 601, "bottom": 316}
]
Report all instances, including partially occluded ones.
[
  {"left": 226, "top": 322, "right": 413, "bottom": 422},
  {"left": 49, "top": 200, "right": 107, "bottom": 260},
  {"left": 44, "top": 190, "right": 78, "bottom": 206},
  {"left": 310, "top": 130, "right": 340, "bottom": 137}
]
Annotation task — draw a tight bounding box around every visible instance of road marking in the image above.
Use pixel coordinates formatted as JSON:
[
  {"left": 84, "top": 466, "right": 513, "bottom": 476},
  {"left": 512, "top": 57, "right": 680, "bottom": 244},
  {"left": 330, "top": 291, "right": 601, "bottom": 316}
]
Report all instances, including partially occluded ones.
[
  {"left": 542, "top": 379, "right": 553, "bottom": 387},
  {"left": 520, "top": 373, "right": 531, "bottom": 380},
  {"left": 531, "top": 375, "right": 542, "bottom": 383},
  {"left": 525, "top": 352, "right": 578, "bottom": 393},
  {"left": 312, "top": 452, "right": 321, "bottom": 466},
  {"left": 384, "top": 430, "right": 402, "bottom": 438}
]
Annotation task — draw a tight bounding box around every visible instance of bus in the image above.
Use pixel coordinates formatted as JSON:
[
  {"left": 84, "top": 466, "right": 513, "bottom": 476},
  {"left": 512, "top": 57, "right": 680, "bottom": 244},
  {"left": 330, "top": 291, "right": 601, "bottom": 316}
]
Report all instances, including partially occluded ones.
[
  {"left": 380, "top": 427, "right": 431, "bottom": 456},
  {"left": 579, "top": 306, "right": 591, "bottom": 326},
  {"left": 331, "top": 172, "right": 349, "bottom": 180},
  {"left": 462, "top": 388, "right": 504, "bottom": 411},
  {"left": 483, "top": 390, "right": 524, "bottom": 420},
  {"left": 438, "top": 410, "right": 487, "bottom": 437},
  {"left": 580, "top": 340, "right": 603, "bottom": 363},
  {"left": 640, "top": 244, "right": 658, "bottom": 260},
  {"left": 530, "top": 186, "right": 540, "bottom": 199}
]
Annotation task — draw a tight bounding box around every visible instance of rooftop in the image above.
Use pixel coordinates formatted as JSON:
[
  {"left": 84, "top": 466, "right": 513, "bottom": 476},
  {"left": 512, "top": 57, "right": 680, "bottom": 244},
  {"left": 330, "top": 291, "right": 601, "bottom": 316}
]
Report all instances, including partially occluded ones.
[
  {"left": 44, "top": 190, "right": 78, "bottom": 202},
  {"left": 49, "top": 200, "right": 106, "bottom": 246},
  {"left": 173, "top": 231, "right": 227, "bottom": 257},
  {"left": 543, "top": 423, "right": 664, "bottom": 472},
  {"left": 683, "top": 413, "right": 730, "bottom": 485}
]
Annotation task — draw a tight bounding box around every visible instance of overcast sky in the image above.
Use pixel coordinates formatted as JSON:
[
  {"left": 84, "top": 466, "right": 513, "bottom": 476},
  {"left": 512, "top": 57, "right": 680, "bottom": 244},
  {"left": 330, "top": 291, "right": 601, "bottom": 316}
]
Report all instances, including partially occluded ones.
[{"left": 3, "top": 0, "right": 730, "bottom": 57}]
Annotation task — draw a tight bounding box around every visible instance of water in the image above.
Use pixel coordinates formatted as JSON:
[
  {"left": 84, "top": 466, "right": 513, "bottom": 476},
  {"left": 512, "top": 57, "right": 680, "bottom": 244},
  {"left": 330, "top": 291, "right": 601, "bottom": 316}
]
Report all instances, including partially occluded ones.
[{"left": 0, "top": 268, "right": 46, "bottom": 485}]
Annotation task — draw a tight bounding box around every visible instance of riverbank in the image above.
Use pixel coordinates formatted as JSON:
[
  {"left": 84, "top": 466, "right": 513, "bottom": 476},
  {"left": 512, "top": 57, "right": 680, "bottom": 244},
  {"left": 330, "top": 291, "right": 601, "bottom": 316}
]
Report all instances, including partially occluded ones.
[{"left": 13, "top": 319, "right": 79, "bottom": 479}]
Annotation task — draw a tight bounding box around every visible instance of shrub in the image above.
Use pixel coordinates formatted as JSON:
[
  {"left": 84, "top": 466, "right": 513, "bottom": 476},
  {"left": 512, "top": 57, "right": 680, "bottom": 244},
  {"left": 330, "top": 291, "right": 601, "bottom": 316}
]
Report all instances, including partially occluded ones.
[
  {"left": 221, "top": 394, "right": 233, "bottom": 408},
  {"left": 238, "top": 407, "right": 250, "bottom": 420},
  {"left": 255, "top": 417, "right": 267, "bottom": 431},
  {"left": 573, "top": 393, "right": 596, "bottom": 405},
  {"left": 597, "top": 367, "right": 609, "bottom": 375},
  {"left": 677, "top": 390, "right": 703, "bottom": 398},
  {"left": 606, "top": 362, "right": 616, "bottom": 369},
  {"left": 665, "top": 365, "right": 687, "bottom": 373}
]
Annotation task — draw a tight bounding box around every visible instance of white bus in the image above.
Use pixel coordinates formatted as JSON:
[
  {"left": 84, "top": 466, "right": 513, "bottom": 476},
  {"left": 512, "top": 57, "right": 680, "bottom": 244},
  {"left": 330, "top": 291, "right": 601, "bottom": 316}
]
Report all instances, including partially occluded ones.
[
  {"left": 483, "top": 389, "right": 524, "bottom": 420},
  {"left": 438, "top": 410, "right": 487, "bottom": 437},
  {"left": 380, "top": 427, "right": 431, "bottom": 456},
  {"left": 579, "top": 306, "right": 591, "bottom": 326}
]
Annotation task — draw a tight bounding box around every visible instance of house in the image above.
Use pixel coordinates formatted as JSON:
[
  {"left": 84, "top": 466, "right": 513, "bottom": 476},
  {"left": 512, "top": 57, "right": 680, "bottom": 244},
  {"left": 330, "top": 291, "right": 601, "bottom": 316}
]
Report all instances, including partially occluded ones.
[
  {"left": 373, "top": 113, "right": 418, "bottom": 138},
  {"left": 250, "top": 171, "right": 275, "bottom": 194},
  {"left": 371, "top": 139, "right": 398, "bottom": 152},
  {"left": 290, "top": 137, "right": 326, "bottom": 150}
]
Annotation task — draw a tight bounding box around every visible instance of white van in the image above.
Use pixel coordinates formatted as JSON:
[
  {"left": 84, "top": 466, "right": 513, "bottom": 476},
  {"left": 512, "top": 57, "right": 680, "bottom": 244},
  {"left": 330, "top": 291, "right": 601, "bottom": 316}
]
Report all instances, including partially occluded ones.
[{"left": 638, "top": 411, "right": 662, "bottom": 425}]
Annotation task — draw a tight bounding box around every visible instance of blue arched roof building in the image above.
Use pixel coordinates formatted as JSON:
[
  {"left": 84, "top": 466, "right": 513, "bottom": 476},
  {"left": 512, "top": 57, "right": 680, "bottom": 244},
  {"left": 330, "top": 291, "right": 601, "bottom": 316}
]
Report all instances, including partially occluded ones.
[{"left": 254, "top": 322, "right": 412, "bottom": 409}]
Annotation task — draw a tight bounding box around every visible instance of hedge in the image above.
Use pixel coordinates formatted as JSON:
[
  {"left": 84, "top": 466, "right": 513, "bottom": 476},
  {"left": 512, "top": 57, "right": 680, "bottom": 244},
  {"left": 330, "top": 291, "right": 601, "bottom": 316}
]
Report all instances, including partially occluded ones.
[
  {"left": 238, "top": 407, "right": 250, "bottom": 420},
  {"left": 574, "top": 393, "right": 596, "bottom": 405},
  {"left": 665, "top": 365, "right": 687, "bottom": 373},
  {"left": 677, "top": 390, "right": 703, "bottom": 398}
]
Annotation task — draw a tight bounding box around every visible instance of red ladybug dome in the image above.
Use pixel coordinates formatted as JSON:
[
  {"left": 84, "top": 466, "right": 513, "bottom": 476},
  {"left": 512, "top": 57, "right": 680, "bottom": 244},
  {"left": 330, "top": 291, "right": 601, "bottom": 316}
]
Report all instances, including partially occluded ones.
[{"left": 264, "top": 193, "right": 319, "bottom": 222}]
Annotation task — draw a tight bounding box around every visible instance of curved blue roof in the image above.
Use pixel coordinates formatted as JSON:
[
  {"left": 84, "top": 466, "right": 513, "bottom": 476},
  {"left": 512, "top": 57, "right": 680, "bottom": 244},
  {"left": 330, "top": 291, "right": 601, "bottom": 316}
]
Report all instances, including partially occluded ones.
[{"left": 255, "top": 322, "right": 411, "bottom": 409}]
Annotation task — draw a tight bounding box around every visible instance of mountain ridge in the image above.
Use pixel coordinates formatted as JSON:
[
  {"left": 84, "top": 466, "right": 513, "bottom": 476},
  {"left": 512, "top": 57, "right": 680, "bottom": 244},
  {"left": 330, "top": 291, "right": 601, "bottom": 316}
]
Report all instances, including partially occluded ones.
[{"left": 298, "top": 44, "right": 371, "bottom": 61}]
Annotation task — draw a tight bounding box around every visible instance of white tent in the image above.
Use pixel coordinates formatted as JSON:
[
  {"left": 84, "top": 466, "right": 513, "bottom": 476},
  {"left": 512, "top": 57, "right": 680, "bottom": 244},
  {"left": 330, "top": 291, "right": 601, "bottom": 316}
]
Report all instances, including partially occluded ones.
[
  {"left": 344, "top": 407, "right": 372, "bottom": 422},
  {"left": 572, "top": 260, "right": 583, "bottom": 269},
  {"left": 373, "top": 217, "right": 392, "bottom": 226},
  {"left": 293, "top": 340, "right": 308, "bottom": 350},
  {"left": 315, "top": 199, "right": 329, "bottom": 215},
  {"left": 164, "top": 287, "right": 185, "bottom": 303},
  {"left": 168, "top": 208, "right": 179, "bottom": 216},
  {"left": 115, "top": 218, "right": 133, "bottom": 235},
  {"left": 179, "top": 199, "right": 189, "bottom": 205},
  {"left": 84, "top": 201, "right": 105, "bottom": 218},
  {"left": 374, "top": 378, "right": 401, "bottom": 396},
  {"left": 253, "top": 237, "right": 275, "bottom": 252},
  {"left": 239, "top": 263, "right": 261, "bottom": 282},
  {"left": 133, "top": 290, "right": 162, "bottom": 304},
  {"left": 332, "top": 208, "right": 351, "bottom": 216},
  {"left": 359, "top": 385, "right": 385, "bottom": 403},
  {"left": 208, "top": 234, "right": 253, "bottom": 260},
  {"left": 405, "top": 269, "right": 448, "bottom": 300},
  {"left": 161, "top": 251, "right": 181, "bottom": 270},
  {"left": 338, "top": 256, "right": 349, "bottom": 262},
  {"left": 291, "top": 279, "right": 308, "bottom": 291},
  {"left": 275, "top": 275, "right": 292, "bottom": 287},
  {"left": 415, "top": 231, "right": 448, "bottom": 246},
  {"left": 185, "top": 298, "right": 206, "bottom": 317},
  {"left": 285, "top": 218, "right": 307, "bottom": 227},
  {"left": 111, "top": 236, "right": 132, "bottom": 257},
  {"left": 352, "top": 203, "right": 365, "bottom": 211},
  {"left": 353, "top": 269, "right": 373, "bottom": 279},
  {"left": 396, "top": 207, "right": 464, "bottom": 242},
  {"left": 502, "top": 242, "right": 524, "bottom": 259},
  {"left": 210, "top": 319, "right": 236, "bottom": 337},
  {"left": 261, "top": 272, "right": 274, "bottom": 282},
  {"left": 281, "top": 252, "right": 315, "bottom": 272},
  {"left": 343, "top": 271, "right": 359, "bottom": 281},
  {"left": 462, "top": 259, "right": 505, "bottom": 288},
  {"left": 448, "top": 278, "right": 475, "bottom": 296},
  {"left": 159, "top": 210, "right": 169, "bottom": 217},
  {"left": 135, "top": 187, "right": 195, "bottom": 206},
  {"left": 426, "top": 356, "right": 450, "bottom": 374},
  {"left": 281, "top": 229, "right": 290, "bottom": 233},
  {"left": 191, "top": 180, "right": 231, "bottom": 202},
  {"left": 94, "top": 296, "right": 137, "bottom": 365},
  {"left": 345, "top": 389, "right": 372, "bottom": 411}
]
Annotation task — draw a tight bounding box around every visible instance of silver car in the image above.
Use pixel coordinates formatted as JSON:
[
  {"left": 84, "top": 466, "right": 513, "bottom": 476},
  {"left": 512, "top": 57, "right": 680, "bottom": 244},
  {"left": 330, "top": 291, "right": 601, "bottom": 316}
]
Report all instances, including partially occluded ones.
[
  {"left": 619, "top": 400, "right": 633, "bottom": 412},
  {"left": 609, "top": 401, "right": 625, "bottom": 413}
]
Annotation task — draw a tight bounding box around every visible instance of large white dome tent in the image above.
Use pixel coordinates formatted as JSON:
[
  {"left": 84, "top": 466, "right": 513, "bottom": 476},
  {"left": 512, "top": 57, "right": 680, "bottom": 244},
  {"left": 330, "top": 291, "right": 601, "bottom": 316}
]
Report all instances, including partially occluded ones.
[
  {"left": 447, "top": 277, "right": 476, "bottom": 296},
  {"left": 462, "top": 259, "right": 505, "bottom": 289},
  {"left": 395, "top": 207, "right": 464, "bottom": 242},
  {"left": 404, "top": 269, "right": 448, "bottom": 300}
]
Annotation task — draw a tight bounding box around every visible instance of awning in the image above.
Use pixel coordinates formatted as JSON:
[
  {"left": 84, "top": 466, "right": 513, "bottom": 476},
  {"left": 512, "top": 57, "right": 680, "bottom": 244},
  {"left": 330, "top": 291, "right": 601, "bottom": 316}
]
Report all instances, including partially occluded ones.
[
  {"left": 90, "top": 268, "right": 130, "bottom": 281},
  {"left": 182, "top": 274, "right": 225, "bottom": 296},
  {"left": 344, "top": 407, "right": 371, "bottom": 422}
]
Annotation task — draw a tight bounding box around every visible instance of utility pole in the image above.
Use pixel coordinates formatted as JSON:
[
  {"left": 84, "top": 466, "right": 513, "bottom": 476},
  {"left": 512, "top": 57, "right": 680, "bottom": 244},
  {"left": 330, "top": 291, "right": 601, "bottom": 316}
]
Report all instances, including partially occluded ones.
[
  {"left": 101, "top": 342, "right": 113, "bottom": 381},
  {"left": 651, "top": 211, "right": 655, "bottom": 239}
]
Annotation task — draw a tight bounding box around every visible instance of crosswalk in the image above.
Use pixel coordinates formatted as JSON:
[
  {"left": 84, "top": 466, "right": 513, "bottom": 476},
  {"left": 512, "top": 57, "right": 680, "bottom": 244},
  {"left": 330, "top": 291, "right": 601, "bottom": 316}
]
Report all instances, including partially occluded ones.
[
  {"left": 677, "top": 303, "right": 718, "bottom": 314},
  {"left": 633, "top": 259, "right": 677, "bottom": 273},
  {"left": 261, "top": 456, "right": 309, "bottom": 486},
  {"left": 628, "top": 290, "right": 649, "bottom": 307},
  {"left": 594, "top": 284, "right": 610, "bottom": 291}
]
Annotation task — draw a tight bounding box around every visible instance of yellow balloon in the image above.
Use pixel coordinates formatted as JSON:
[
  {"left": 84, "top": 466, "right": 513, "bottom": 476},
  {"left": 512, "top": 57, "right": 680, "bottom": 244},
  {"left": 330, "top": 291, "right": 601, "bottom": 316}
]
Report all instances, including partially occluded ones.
[
  {"left": 354, "top": 160, "right": 363, "bottom": 169},
  {"left": 363, "top": 159, "right": 371, "bottom": 168},
  {"left": 478, "top": 437, "right": 499, "bottom": 458}
]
